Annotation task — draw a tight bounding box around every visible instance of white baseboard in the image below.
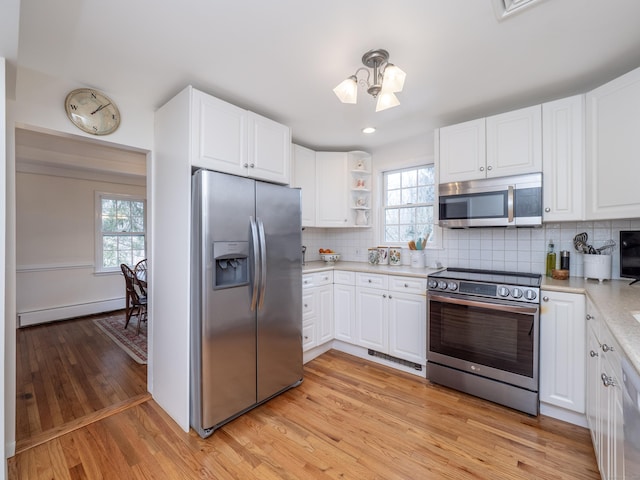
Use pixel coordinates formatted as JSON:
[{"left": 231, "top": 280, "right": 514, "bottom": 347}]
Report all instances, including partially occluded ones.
[
  {"left": 540, "top": 403, "right": 588, "bottom": 428},
  {"left": 6, "top": 440, "right": 15, "bottom": 459},
  {"left": 18, "top": 298, "right": 126, "bottom": 327}
]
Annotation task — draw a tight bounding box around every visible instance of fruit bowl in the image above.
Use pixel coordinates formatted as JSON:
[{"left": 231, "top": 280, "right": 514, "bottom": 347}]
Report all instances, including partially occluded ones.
[{"left": 320, "top": 253, "right": 340, "bottom": 264}]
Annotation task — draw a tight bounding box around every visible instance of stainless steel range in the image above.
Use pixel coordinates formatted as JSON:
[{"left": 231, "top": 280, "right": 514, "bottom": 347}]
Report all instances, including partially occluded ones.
[{"left": 426, "top": 268, "right": 541, "bottom": 415}]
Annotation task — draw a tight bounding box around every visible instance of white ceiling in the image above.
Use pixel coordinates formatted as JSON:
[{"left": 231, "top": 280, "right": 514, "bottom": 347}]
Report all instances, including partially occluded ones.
[{"left": 14, "top": 0, "right": 640, "bottom": 153}]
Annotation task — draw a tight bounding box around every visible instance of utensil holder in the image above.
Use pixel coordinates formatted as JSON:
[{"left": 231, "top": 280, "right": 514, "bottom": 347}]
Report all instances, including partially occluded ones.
[
  {"left": 583, "top": 254, "right": 611, "bottom": 283},
  {"left": 410, "top": 252, "right": 425, "bottom": 268}
]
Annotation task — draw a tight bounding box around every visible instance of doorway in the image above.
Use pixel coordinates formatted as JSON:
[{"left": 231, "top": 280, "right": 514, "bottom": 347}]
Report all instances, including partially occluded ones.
[{"left": 14, "top": 127, "right": 149, "bottom": 450}]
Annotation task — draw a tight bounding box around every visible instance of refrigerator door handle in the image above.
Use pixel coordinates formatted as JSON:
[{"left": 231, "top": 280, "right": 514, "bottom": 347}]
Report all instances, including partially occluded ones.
[
  {"left": 249, "top": 216, "right": 260, "bottom": 311},
  {"left": 257, "top": 217, "right": 267, "bottom": 310}
]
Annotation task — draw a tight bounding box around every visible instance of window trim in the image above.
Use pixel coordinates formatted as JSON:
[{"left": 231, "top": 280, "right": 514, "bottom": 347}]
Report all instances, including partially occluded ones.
[
  {"left": 94, "top": 191, "right": 146, "bottom": 273},
  {"left": 376, "top": 162, "right": 441, "bottom": 249}
]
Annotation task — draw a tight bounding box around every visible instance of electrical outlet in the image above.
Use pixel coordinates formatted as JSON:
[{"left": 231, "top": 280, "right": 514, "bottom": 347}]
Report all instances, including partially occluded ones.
[{"left": 355, "top": 248, "right": 361, "bottom": 256}]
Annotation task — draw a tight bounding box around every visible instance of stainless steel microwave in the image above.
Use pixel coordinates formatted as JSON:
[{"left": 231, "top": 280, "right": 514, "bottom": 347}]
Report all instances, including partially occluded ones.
[{"left": 438, "top": 172, "right": 542, "bottom": 228}]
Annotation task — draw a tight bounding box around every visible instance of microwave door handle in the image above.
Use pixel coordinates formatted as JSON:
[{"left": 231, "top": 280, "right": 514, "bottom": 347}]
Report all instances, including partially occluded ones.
[
  {"left": 429, "top": 294, "right": 538, "bottom": 315},
  {"left": 507, "top": 185, "right": 514, "bottom": 223}
]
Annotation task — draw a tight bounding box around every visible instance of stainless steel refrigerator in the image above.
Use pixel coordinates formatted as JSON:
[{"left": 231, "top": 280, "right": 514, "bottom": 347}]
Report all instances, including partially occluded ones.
[{"left": 190, "top": 169, "right": 303, "bottom": 438}]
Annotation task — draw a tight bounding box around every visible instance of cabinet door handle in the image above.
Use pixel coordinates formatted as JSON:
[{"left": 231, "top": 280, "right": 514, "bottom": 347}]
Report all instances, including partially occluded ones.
[
  {"left": 601, "top": 373, "right": 616, "bottom": 387},
  {"left": 590, "top": 350, "right": 598, "bottom": 357},
  {"left": 544, "top": 207, "right": 551, "bottom": 212}
]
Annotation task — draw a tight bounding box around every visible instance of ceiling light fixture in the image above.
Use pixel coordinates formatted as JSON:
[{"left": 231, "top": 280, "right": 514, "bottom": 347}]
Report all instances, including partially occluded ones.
[
  {"left": 333, "top": 49, "right": 406, "bottom": 112},
  {"left": 362, "top": 127, "right": 376, "bottom": 134}
]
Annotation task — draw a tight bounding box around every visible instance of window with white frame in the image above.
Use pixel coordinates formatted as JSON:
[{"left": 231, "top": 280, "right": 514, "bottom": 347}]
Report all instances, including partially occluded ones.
[
  {"left": 96, "top": 193, "right": 146, "bottom": 272},
  {"left": 383, "top": 165, "right": 436, "bottom": 245}
]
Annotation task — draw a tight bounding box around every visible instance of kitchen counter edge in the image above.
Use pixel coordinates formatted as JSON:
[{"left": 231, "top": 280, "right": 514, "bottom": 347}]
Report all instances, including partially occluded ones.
[{"left": 302, "top": 261, "right": 442, "bottom": 278}]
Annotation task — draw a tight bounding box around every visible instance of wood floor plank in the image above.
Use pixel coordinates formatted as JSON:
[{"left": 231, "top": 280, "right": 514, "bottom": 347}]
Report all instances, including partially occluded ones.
[{"left": 9, "top": 350, "right": 600, "bottom": 479}]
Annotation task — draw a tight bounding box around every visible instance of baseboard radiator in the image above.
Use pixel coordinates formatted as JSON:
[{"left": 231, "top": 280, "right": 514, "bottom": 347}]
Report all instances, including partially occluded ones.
[
  {"left": 367, "top": 349, "right": 423, "bottom": 371},
  {"left": 18, "top": 298, "right": 125, "bottom": 327}
]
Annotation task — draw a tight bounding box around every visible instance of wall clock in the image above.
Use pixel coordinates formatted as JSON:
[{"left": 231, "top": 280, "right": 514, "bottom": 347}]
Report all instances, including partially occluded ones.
[{"left": 64, "top": 88, "right": 121, "bottom": 135}]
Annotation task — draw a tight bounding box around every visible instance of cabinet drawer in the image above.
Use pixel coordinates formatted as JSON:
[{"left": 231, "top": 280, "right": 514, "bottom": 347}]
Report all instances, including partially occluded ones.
[
  {"left": 388, "top": 276, "right": 427, "bottom": 295},
  {"left": 356, "top": 272, "right": 388, "bottom": 290},
  {"left": 334, "top": 270, "right": 355, "bottom": 285},
  {"left": 302, "top": 291, "right": 315, "bottom": 317},
  {"left": 303, "top": 271, "right": 333, "bottom": 288}
]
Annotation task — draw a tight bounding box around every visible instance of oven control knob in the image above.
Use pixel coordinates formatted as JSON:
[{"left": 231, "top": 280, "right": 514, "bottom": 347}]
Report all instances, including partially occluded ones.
[
  {"left": 447, "top": 282, "right": 458, "bottom": 291},
  {"left": 427, "top": 279, "right": 438, "bottom": 289},
  {"left": 524, "top": 289, "right": 537, "bottom": 301},
  {"left": 498, "top": 286, "right": 510, "bottom": 297},
  {"left": 437, "top": 281, "right": 448, "bottom": 290},
  {"left": 511, "top": 287, "right": 523, "bottom": 299}
]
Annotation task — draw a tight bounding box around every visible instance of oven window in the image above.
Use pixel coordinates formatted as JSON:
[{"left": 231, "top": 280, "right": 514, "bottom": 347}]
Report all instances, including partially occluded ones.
[{"left": 429, "top": 300, "right": 534, "bottom": 378}]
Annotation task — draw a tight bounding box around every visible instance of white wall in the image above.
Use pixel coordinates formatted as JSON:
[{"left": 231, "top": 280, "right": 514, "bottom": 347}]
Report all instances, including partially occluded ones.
[{"left": 15, "top": 172, "right": 146, "bottom": 323}]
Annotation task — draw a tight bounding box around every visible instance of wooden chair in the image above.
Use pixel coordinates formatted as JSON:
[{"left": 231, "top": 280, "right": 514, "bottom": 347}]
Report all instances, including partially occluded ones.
[
  {"left": 134, "top": 259, "right": 147, "bottom": 295},
  {"left": 121, "top": 263, "right": 148, "bottom": 334}
]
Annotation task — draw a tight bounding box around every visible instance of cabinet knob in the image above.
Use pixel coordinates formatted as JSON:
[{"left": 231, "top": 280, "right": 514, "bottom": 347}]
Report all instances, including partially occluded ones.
[
  {"left": 250, "top": 163, "right": 255, "bottom": 168},
  {"left": 388, "top": 295, "right": 392, "bottom": 299},
  {"left": 304, "top": 335, "right": 309, "bottom": 340},
  {"left": 487, "top": 165, "right": 493, "bottom": 171},
  {"left": 544, "top": 207, "right": 551, "bottom": 212},
  {"left": 601, "top": 343, "right": 614, "bottom": 352},
  {"left": 590, "top": 350, "right": 599, "bottom": 357},
  {"left": 586, "top": 314, "right": 593, "bottom": 320},
  {"left": 304, "top": 304, "right": 308, "bottom": 308},
  {"left": 404, "top": 283, "right": 409, "bottom": 288},
  {"left": 542, "top": 296, "right": 549, "bottom": 302},
  {"left": 368, "top": 279, "right": 372, "bottom": 283},
  {"left": 243, "top": 163, "right": 249, "bottom": 168},
  {"left": 601, "top": 373, "right": 616, "bottom": 387},
  {"left": 479, "top": 166, "right": 485, "bottom": 172},
  {"left": 304, "top": 280, "right": 308, "bottom": 284},
  {"left": 382, "top": 294, "right": 387, "bottom": 298}
]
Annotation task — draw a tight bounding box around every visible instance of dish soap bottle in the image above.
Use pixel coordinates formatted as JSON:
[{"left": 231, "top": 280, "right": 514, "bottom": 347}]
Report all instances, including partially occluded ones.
[{"left": 546, "top": 240, "right": 556, "bottom": 277}]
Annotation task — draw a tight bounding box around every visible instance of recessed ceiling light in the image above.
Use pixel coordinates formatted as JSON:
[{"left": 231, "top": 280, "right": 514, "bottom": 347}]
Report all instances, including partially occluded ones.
[{"left": 362, "top": 127, "right": 376, "bottom": 134}]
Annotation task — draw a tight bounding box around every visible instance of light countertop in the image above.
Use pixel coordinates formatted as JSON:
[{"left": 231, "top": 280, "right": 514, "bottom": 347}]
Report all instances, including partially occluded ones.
[{"left": 302, "top": 260, "right": 443, "bottom": 278}]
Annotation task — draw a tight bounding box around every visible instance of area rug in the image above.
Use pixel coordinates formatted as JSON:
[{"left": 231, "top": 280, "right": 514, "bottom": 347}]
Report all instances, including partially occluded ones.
[{"left": 93, "top": 313, "right": 147, "bottom": 364}]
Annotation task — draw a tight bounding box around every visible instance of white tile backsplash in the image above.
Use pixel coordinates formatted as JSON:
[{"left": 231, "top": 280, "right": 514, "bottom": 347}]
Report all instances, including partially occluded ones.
[{"left": 304, "top": 219, "right": 639, "bottom": 279}]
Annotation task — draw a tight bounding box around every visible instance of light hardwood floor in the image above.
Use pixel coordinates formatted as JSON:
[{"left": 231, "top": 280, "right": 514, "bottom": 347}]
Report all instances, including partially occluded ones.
[
  {"left": 9, "top": 350, "right": 600, "bottom": 479},
  {"left": 15, "top": 312, "right": 148, "bottom": 453}
]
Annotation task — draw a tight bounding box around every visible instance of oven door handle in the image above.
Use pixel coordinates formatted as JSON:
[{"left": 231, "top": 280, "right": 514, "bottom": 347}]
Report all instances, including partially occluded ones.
[
  {"left": 429, "top": 294, "right": 538, "bottom": 315},
  {"left": 507, "top": 185, "right": 515, "bottom": 223}
]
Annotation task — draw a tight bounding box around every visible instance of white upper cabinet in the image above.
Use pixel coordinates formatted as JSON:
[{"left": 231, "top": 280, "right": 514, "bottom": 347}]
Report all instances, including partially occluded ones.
[
  {"left": 191, "top": 88, "right": 291, "bottom": 184},
  {"left": 315, "top": 152, "right": 350, "bottom": 227},
  {"left": 439, "top": 105, "right": 542, "bottom": 184},
  {"left": 292, "top": 144, "right": 316, "bottom": 227},
  {"left": 542, "top": 95, "right": 584, "bottom": 222},
  {"left": 486, "top": 105, "right": 542, "bottom": 178},
  {"left": 247, "top": 111, "right": 291, "bottom": 184},
  {"left": 439, "top": 118, "right": 486, "bottom": 183},
  {"left": 586, "top": 66, "right": 640, "bottom": 220}
]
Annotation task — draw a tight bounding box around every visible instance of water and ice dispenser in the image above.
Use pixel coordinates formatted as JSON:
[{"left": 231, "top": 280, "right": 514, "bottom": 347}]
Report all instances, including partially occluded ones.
[{"left": 213, "top": 241, "right": 249, "bottom": 289}]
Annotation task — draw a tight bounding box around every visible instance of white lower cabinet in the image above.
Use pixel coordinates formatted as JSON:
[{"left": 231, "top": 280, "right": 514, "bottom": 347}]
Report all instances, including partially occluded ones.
[
  {"left": 585, "top": 297, "right": 625, "bottom": 480},
  {"left": 355, "top": 273, "right": 426, "bottom": 365},
  {"left": 302, "top": 272, "right": 333, "bottom": 356},
  {"left": 539, "top": 290, "right": 586, "bottom": 414},
  {"left": 333, "top": 271, "right": 356, "bottom": 344}
]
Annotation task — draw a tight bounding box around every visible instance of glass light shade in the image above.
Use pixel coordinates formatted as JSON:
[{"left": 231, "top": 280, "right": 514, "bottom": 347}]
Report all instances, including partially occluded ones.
[
  {"left": 381, "top": 64, "right": 406, "bottom": 93},
  {"left": 375, "top": 92, "right": 400, "bottom": 112},
  {"left": 333, "top": 76, "right": 358, "bottom": 104}
]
